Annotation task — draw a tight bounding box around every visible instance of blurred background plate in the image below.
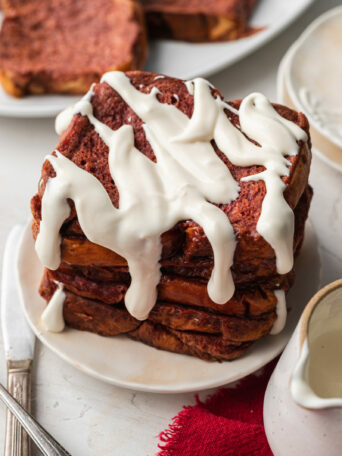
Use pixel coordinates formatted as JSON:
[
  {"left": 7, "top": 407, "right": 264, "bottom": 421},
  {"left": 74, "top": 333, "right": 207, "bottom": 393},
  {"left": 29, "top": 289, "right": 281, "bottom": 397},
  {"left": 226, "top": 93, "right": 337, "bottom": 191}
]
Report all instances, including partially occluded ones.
[
  {"left": 277, "top": 6, "right": 342, "bottom": 172},
  {"left": 0, "top": 0, "right": 315, "bottom": 118}
]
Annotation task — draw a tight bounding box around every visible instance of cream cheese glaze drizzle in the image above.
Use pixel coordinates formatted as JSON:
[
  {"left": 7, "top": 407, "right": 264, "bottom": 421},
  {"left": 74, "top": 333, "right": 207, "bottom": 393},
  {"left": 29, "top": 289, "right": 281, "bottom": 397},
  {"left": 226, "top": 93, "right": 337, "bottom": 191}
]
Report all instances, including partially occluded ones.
[
  {"left": 36, "top": 71, "right": 307, "bottom": 321},
  {"left": 41, "top": 282, "right": 65, "bottom": 332},
  {"left": 270, "top": 290, "right": 287, "bottom": 335}
]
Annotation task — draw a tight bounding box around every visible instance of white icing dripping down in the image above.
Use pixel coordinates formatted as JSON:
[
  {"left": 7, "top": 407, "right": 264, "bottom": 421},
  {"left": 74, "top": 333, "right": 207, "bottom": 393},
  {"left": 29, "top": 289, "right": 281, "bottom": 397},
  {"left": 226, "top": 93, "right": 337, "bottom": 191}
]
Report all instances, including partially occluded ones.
[
  {"left": 185, "top": 80, "right": 194, "bottom": 95},
  {"left": 270, "top": 290, "right": 287, "bottom": 335},
  {"left": 41, "top": 282, "right": 66, "bottom": 332},
  {"left": 38, "top": 71, "right": 308, "bottom": 322},
  {"left": 154, "top": 75, "right": 165, "bottom": 80},
  {"left": 174, "top": 82, "right": 306, "bottom": 274}
]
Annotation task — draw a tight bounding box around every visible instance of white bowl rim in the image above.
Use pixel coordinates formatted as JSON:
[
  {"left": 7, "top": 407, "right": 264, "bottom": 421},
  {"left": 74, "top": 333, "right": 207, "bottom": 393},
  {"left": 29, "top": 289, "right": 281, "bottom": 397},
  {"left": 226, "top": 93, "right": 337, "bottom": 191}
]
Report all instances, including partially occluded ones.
[
  {"left": 277, "top": 35, "right": 342, "bottom": 174},
  {"left": 283, "top": 6, "right": 342, "bottom": 152}
]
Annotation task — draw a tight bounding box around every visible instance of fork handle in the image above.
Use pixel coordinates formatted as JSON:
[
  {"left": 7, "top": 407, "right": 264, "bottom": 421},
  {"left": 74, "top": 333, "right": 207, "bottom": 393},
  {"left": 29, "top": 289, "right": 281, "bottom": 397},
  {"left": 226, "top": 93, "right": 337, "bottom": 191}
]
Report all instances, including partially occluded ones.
[
  {"left": 0, "top": 364, "right": 71, "bottom": 456},
  {"left": 5, "top": 360, "right": 32, "bottom": 456}
]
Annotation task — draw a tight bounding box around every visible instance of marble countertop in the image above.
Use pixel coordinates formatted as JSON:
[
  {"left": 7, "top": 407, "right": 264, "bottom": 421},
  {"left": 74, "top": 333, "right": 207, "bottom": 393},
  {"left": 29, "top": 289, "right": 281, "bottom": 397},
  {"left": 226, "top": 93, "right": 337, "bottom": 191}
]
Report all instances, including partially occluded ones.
[{"left": 0, "top": 0, "right": 341, "bottom": 454}]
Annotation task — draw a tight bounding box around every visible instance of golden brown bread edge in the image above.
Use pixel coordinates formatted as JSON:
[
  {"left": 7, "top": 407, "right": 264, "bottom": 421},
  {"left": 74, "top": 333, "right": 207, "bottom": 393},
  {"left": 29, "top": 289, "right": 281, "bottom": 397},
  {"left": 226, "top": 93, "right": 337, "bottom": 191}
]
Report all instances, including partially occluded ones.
[
  {"left": 129, "top": 322, "right": 253, "bottom": 361},
  {"left": 142, "top": 0, "right": 260, "bottom": 42},
  {"left": 37, "top": 180, "right": 311, "bottom": 361},
  {"left": 56, "top": 286, "right": 277, "bottom": 343},
  {"left": 62, "top": 287, "right": 252, "bottom": 361},
  {"left": 0, "top": 0, "right": 148, "bottom": 97},
  {"left": 31, "top": 183, "right": 312, "bottom": 292},
  {"left": 37, "top": 184, "right": 311, "bottom": 321},
  {"left": 31, "top": 158, "right": 312, "bottom": 287},
  {"left": 41, "top": 266, "right": 292, "bottom": 318},
  {"left": 41, "top": 283, "right": 270, "bottom": 361},
  {"left": 48, "top": 262, "right": 295, "bottom": 314}
]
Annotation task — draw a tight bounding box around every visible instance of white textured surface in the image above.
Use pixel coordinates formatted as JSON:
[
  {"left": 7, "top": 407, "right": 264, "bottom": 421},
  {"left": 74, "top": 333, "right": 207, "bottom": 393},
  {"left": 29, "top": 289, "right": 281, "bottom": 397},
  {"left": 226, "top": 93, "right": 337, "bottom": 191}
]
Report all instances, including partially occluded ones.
[{"left": 0, "top": 0, "right": 341, "bottom": 454}]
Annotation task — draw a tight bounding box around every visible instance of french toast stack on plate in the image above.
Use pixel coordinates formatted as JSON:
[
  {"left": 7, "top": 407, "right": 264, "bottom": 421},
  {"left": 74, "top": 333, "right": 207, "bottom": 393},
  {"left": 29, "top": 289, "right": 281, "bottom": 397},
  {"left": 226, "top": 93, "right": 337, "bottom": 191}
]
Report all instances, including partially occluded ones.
[{"left": 31, "top": 71, "right": 312, "bottom": 361}]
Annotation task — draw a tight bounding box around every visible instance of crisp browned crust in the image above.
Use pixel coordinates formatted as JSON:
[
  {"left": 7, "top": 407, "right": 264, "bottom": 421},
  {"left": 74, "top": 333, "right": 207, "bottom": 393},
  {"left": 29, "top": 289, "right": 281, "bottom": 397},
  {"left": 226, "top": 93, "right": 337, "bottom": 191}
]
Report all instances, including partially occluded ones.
[
  {"left": 41, "top": 266, "right": 291, "bottom": 318},
  {"left": 1, "top": 0, "right": 32, "bottom": 10},
  {"left": 39, "top": 271, "right": 273, "bottom": 361},
  {"left": 142, "top": 0, "right": 261, "bottom": 42},
  {"left": 37, "top": 183, "right": 311, "bottom": 360},
  {"left": 32, "top": 184, "right": 312, "bottom": 294},
  {"left": 0, "top": 0, "right": 147, "bottom": 97},
  {"left": 129, "top": 322, "right": 252, "bottom": 361},
  {"left": 63, "top": 291, "right": 140, "bottom": 336},
  {"left": 149, "top": 303, "right": 276, "bottom": 342},
  {"left": 37, "top": 184, "right": 310, "bottom": 362}
]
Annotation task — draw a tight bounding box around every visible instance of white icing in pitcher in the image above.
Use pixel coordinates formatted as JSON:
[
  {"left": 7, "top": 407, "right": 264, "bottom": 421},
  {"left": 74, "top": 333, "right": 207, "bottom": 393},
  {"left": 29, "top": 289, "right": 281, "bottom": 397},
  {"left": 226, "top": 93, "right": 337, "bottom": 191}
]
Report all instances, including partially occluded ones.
[
  {"left": 36, "top": 71, "right": 307, "bottom": 321},
  {"left": 270, "top": 290, "right": 287, "bottom": 335},
  {"left": 292, "top": 285, "right": 342, "bottom": 407},
  {"left": 41, "top": 282, "right": 66, "bottom": 332},
  {"left": 185, "top": 80, "right": 194, "bottom": 95}
]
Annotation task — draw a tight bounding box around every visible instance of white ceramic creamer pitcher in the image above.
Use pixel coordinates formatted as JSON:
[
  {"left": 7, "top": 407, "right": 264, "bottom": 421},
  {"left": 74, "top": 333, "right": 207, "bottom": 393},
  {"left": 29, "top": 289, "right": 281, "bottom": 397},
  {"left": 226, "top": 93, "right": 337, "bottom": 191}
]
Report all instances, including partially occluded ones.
[{"left": 264, "top": 279, "right": 342, "bottom": 456}]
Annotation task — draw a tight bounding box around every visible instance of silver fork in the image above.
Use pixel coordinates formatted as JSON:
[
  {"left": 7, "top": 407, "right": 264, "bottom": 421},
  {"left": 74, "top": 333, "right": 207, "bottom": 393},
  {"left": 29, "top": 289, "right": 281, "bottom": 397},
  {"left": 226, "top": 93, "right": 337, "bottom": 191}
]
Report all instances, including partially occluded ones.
[{"left": 0, "top": 381, "right": 71, "bottom": 456}]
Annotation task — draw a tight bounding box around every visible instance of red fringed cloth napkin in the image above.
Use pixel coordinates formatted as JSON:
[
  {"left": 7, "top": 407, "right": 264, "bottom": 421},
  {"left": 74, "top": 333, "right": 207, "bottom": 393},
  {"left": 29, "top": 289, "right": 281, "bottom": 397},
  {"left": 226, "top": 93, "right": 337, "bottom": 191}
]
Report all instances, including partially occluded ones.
[{"left": 157, "top": 362, "right": 276, "bottom": 456}]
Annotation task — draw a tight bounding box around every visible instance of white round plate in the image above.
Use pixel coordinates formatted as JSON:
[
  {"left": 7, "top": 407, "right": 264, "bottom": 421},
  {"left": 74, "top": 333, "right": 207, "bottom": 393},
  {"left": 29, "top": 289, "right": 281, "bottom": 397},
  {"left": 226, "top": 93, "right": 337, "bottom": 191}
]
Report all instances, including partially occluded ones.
[
  {"left": 277, "top": 36, "right": 342, "bottom": 174},
  {"left": 0, "top": 0, "right": 315, "bottom": 118},
  {"left": 284, "top": 6, "right": 342, "bottom": 151},
  {"left": 17, "top": 221, "right": 320, "bottom": 393}
]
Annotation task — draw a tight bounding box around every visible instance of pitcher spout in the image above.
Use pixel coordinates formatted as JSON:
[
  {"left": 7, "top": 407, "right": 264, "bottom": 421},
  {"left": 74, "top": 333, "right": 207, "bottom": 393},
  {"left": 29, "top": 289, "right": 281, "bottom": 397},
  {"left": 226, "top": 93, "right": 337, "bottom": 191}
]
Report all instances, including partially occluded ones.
[{"left": 291, "top": 279, "right": 342, "bottom": 409}]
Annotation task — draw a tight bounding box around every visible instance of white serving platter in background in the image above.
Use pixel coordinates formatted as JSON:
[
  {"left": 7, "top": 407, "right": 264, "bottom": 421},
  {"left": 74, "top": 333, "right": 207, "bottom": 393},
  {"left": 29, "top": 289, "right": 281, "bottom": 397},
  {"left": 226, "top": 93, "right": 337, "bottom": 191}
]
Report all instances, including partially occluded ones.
[
  {"left": 277, "top": 5, "right": 342, "bottom": 173},
  {"left": 17, "top": 221, "right": 320, "bottom": 394},
  {"left": 0, "top": 0, "right": 315, "bottom": 118}
]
